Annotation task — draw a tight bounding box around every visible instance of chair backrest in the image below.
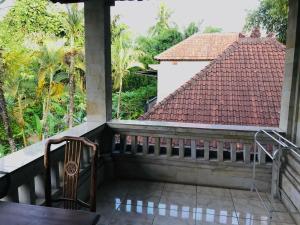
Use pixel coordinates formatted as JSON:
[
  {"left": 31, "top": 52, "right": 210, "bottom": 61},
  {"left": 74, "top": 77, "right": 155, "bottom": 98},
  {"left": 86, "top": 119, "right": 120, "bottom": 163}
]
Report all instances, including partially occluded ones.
[{"left": 44, "top": 136, "right": 98, "bottom": 212}]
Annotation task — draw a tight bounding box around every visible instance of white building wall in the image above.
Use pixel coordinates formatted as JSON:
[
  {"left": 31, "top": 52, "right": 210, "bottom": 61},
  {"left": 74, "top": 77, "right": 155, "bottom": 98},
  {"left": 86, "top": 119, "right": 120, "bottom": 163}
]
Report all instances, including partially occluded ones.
[{"left": 157, "top": 61, "right": 210, "bottom": 102}]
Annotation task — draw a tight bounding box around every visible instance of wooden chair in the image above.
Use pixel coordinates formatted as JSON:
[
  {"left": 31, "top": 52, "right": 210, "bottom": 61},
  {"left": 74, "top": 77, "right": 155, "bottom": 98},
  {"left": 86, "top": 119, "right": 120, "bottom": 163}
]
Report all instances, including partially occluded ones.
[{"left": 44, "top": 136, "right": 98, "bottom": 212}]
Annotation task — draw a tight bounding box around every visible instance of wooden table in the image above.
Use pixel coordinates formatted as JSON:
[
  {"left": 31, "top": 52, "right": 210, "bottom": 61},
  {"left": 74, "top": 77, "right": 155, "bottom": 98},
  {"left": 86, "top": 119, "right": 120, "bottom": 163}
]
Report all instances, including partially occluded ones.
[{"left": 0, "top": 201, "right": 100, "bottom": 225}]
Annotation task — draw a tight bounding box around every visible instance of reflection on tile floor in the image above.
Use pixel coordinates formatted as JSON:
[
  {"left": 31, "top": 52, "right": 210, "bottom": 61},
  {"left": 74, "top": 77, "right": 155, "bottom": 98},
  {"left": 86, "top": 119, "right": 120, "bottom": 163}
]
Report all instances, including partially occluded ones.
[{"left": 96, "top": 180, "right": 296, "bottom": 225}]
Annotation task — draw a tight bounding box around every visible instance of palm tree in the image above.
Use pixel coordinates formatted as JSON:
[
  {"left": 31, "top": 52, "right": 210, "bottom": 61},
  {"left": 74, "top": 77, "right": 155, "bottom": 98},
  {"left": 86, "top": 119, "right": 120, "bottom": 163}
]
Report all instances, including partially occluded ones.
[
  {"left": 9, "top": 77, "right": 36, "bottom": 147},
  {"left": 4, "top": 49, "right": 34, "bottom": 147},
  {"left": 149, "top": 3, "right": 172, "bottom": 36},
  {"left": 63, "top": 4, "right": 83, "bottom": 128},
  {"left": 36, "top": 39, "right": 65, "bottom": 140},
  {"left": 112, "top": 30, "right": 142, "bottom": 119},
  {"left": 0, "top": 49, "right": 17, "bottom": 152}
]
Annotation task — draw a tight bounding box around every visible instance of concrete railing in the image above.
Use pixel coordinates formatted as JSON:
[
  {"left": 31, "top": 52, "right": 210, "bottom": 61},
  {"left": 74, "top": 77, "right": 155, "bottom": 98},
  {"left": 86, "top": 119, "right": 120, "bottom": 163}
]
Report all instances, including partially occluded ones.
[
  {"left": 0, "top": 120, "right": 283, "bottom": 204},
  {"left": 0, "top": 122, "right": 105, "bottom": 205},
  {"left": 107, "top": 120, "right": 280, "bottom": 191},
  {"left": 108, "top": 120, "right": 281, "bottom": 164}
]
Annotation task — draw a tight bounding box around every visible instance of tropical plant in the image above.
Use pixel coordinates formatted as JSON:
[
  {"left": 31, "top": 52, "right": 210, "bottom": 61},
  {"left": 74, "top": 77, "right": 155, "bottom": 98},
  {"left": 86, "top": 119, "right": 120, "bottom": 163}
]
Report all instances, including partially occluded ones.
[
  {"left": 63, "top": 3, "right": 84, "bottom": 128},
  {"left": 0, "top": 0, "right": 65, "bottom": 47},
  {"left": 184, "top": 22, "right": 201, "bottom": 38},
  {"left": 0, "top": 144, "right": 9, "bottom": 158},
  {"left": 112, "top": 28, "right": 143, "bottom": 119},
  {"left": 0, "top": 0, "right": 206, "bottom": 157},
  {"left": 149, "top": 3, "right": 173, "bottom": 36},
  {"left": 112, "top": 84, "right": 157, "bottom": 120},
  {"left": 122, "top": 70, "right": 156, "bottom": 92},
  {"left": 3, "top": 49, "right": 35, "bottom": 146},
  {"left": 35, "top": 39, "right": 65, "bottom": 140},
  {"left": 137, "top": 28, "right": 183, "bottom": 67},
  {"left": 0, "top": 0, "right": 87, "bottom": 155},
  {"left": 136, "top": 3, "right": 183, "bottom": 68},
  {"left": 0, "top": 49, "right": 17, "bottom": 152}
]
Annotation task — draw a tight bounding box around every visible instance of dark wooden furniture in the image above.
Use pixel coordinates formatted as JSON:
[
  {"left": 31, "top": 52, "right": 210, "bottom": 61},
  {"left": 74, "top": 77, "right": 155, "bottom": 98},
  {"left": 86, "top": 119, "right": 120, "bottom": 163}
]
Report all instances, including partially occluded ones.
[
  {"left": 0, "top": 201, "right": 100, "bottom": 225},
  {"left": 44, "top": 136, "right": 98, "bottom": 212}
]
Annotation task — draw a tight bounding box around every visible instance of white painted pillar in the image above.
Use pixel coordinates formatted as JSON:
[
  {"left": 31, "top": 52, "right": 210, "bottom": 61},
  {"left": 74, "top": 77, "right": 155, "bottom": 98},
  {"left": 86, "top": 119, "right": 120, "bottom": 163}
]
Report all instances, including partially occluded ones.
[
  {"left": 85, "top": 0, "right": 112, "bottom": 123},
  {"left": 279, "top": 0, "right": 300, "bottom": 144}
]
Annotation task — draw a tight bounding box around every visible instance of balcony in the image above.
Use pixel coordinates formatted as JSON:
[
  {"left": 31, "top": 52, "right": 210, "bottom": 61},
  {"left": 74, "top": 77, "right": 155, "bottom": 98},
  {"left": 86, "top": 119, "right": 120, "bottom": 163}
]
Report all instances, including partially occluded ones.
[
  {"left": 1, "top": 1, "right": 300, "bottom": 224},
  {"left": 0, "top": 120, "right": 299, "bottom": 225},
  {"left": 96, "top": 179, "right": 294, "bottom": 225}
]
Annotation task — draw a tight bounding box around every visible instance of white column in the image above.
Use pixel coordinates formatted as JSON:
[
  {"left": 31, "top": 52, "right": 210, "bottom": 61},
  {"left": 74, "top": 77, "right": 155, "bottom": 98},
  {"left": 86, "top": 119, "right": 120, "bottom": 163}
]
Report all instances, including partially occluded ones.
[
  {"left": 85, "top": 0, "right": 112, "bottom": 123},
  {"left": 279, "top": 0, "right": 300, "bottom": 144}
]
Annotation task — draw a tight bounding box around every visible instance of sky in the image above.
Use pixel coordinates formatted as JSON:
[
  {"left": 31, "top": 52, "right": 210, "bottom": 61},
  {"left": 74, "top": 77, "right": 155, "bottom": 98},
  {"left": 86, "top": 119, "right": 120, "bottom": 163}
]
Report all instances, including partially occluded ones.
[
  {"left": 111, "top": 0, "right": 260, "bottom": 36},
  {"left": 0, "top": 0, "right": 260, "bottom": 36}
]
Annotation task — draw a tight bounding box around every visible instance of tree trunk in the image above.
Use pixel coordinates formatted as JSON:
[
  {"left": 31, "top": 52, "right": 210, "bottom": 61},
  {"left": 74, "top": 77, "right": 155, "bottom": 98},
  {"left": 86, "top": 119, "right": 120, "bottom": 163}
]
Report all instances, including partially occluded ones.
[
  {"left": 18, "top": 96, "right": 27, "bottom": 147},
  {"left": 68, "top": 71, "right": 75, "bottom": 128},
  {"left": 41, "top": 80, "right": 52, "bottom": 140},
  {"left": 0, "top": 81, "right": 17, "bottom": 152},
  {"left": 116, "top": 78, "right": 123, "bottom": 119},
  {"left": 68, "top": 37, "right": 75, "bottom": 128}
]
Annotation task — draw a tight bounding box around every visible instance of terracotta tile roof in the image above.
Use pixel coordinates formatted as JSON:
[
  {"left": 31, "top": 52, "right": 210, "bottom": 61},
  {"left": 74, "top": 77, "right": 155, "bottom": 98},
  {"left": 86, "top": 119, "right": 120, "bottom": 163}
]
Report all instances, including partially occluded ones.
[
  {"left": 141, "top": 36, "right": 286, "bottom": 127},
  {"left": 155, "top": 33, "right": 239, "bottom": 61}
]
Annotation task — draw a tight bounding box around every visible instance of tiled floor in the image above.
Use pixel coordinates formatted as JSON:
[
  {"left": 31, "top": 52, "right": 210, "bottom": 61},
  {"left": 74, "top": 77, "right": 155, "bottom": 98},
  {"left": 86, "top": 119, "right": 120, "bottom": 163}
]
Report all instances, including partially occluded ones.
[{"left": 96, "top": 179, "right": 296, "bottom": 225}]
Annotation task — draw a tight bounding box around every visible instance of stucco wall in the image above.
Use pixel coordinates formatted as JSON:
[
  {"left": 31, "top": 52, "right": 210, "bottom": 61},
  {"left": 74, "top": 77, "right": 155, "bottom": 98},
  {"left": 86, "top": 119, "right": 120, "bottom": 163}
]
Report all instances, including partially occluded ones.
[
  {"left": 112, "top": 156, "right": 272, "bottom": 191},
  {"left": 157, "top": 61, "right": 210, "bottom": 102}
]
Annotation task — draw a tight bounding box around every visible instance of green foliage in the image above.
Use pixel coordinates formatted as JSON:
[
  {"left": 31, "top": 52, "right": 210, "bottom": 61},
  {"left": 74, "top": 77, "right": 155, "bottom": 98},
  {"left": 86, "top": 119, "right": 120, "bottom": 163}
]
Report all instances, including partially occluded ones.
[
  {"left": 0, "top": 144, "right": 9, "bottom": 157},
  {"left": 203, "top": 26, "right": 223, "bottom": 33},
  {"left": 136, "top": 3, "right": 184, "bottom": 67},
  {"left": 112, "top": 84, "right": 157, "bottom": 120},
  {"left": 111, "top": 15, "right": 129, "bottom": 43},
  {"left": 0, "top": 0, "right": 200, "bottom": 157},
  {"left": 63, "top": 4, "right": 83, "bottom": 39},
  {"left": 123, "top": 70, "right": 157, "bottom": 92},
  {"left": 149, "top": 3, "right": 172, "bottom": 36},
  {"left": 0, "top": 120, "right": 9, "bottom": 151},
  {"left": 111, "top": 19, "right": 135, "bottom": 90},
  {"left": 136, "top": 4, "right": 203, "bottom": 68},
  {"left": 244, "top": 0, "right": 288, "bottom": 43},
  {"left": 0, "top": 1, "right": 86, "bottom": 152},
  {"left": 0, "top": 0, "right": 66, "bottom": 47},
  {"left": 184, "top": 22, "right": 201, "bottom": 38},
  {"left": 111, "top": 16, "right": 145, "bottom": 118},
  {"left": 137, "top": 28, "right": 183, "bottom": 67}
]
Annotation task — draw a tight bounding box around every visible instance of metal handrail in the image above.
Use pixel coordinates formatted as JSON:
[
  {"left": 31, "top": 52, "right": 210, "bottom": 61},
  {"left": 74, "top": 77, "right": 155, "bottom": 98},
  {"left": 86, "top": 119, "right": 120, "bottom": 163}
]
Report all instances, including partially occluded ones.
[
  {"left": 254, "top": 130, "right": 300, "bottom": 162},
  {"left": 253, "top": 129, "right": 300, "bottom": 186},
  {"left": 252, "top": 130, "right": 300, "bottom": 225}
]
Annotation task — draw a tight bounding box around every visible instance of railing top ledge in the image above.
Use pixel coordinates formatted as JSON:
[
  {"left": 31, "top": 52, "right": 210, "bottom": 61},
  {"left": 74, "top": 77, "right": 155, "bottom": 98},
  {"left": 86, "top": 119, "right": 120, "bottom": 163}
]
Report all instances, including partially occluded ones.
[
  {"left": 0, "top": 122, "right": 105, "bottom": 174},
  {"left": 107, "top": 120, "right": 282, "bottom": 133}
]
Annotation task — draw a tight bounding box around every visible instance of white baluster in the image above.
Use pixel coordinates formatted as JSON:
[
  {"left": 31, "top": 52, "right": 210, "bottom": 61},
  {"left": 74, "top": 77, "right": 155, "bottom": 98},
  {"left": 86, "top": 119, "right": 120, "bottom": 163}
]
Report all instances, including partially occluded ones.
[
  {"left": 217, "top": 141, "right": 224, "bottom": 162},
  {"left": 179, "top": 139, "right": 184, "bottom": 159}
]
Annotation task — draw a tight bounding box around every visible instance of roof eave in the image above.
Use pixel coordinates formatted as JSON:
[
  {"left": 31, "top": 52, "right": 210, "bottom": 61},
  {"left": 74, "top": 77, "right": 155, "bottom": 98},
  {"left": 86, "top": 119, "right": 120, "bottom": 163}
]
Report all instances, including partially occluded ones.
[{"left": 156, "top": 58, "right": 214, "bottom": 62}]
